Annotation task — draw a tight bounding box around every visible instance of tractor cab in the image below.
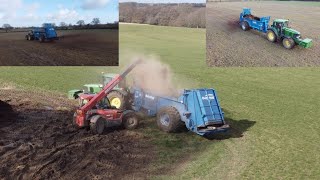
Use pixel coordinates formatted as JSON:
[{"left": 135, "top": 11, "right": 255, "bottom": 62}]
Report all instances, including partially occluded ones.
[
  {"left": 102, "top": 73, "right": 126, "bottom": 89},
  {"left": 272, "top": 19, "right": 289, "bottom": 31}
]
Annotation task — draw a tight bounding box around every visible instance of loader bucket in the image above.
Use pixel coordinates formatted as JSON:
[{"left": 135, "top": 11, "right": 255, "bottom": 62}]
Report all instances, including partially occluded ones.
[{"left": 298, "top": 38, "right": 312, "bottom": 48}]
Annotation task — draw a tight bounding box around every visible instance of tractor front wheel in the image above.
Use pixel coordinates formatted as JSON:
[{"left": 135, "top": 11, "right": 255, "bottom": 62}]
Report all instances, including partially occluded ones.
[
  {"left": 282, "top": 37, "right": 295, "bottom": 49},
  {"left": 156, "top": 106, "right": 184, "bottom": 133},
  {"left": 122, "top": 112, "right": 139, "bottom": 130},
  {"left": 107, "top": 91, "right": 127, "bottom": 109},
  {"left": 90, "top": 115, "right": 105, "bottom": 135},
  {"left": 266, "top": 30, "right": 276, "bottom": 42},
  {"left": 240, "top": 21, "right": 249, "bottom": 31}
]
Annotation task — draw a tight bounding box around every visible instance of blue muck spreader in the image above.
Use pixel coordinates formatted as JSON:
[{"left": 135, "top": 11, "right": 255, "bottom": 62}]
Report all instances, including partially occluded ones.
[
  {"left": 131, "top": 88, "right": 229, "bottom": 136},
  {"left": 239, "top": 8, "right": 312, "bottom": 49},
  {"left": 68, "top": 62, "right": 230, "bottom": 137},
  {"left": 25, "top": 23, "right": 59, "bottom": 42}
]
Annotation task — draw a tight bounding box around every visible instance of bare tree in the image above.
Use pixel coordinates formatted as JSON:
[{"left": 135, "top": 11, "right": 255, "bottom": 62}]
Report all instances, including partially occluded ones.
[
  {"left": 76, "top": 20, "right": 85, "bottom": 26},
  {"left": 60, "top": 22, "right": 67, "bottom": 27},
  {"left": 2, "top": 24, "right": 12, "bottom": 33},
  {"left": 91, "top": 18, "right": 100, "bottom": 25}
]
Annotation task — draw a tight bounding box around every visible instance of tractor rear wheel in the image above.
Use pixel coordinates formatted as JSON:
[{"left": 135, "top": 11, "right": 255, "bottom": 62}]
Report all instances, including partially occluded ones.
[
  {"left": 107, "top": 91, "right": 127, "bottom": 109},
  {"left": 282, "top": 37, "right": 295, "bottom": 49},
  {"left": 90, "top": 115, "right": 105, "bottom": 135},
  {"left": 240, "top": 21, "right": 249, "bottom": 31},
  {"left": 266, "top": 30, "right": 276, "bottom": 42},
  {"left": 156, "top": 106, "right": 184, "bottom": 133},
  {"left": 122, "top": 112, "right": 139, "bottom": 130}
]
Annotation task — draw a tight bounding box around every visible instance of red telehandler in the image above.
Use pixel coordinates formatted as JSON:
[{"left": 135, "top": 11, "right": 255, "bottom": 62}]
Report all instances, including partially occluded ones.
[{"left": 73, "top": 60, "right": 142, "bottom": 134}]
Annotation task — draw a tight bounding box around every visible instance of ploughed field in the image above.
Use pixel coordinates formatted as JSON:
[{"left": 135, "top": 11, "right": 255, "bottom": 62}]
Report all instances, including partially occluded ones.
[
  {"left": 206, "top": 1, "right": 320, "bottom": 67},
  {"left": 0, "top": 29, "right": 118, "bottom": 66}
]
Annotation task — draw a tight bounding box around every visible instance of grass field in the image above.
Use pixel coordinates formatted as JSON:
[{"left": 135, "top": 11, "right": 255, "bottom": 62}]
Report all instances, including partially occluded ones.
[{"left": 1, "top": 24, "right": 320, "bottom": 179}]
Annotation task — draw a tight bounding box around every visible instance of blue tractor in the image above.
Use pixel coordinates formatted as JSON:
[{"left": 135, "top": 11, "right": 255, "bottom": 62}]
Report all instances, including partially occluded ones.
[{"left": 25, "top": 23, "right": 59, "bottom": 42}]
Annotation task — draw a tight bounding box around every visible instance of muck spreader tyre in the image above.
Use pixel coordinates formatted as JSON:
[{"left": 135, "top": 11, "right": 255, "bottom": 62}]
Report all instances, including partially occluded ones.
[
  {"left": 157, "top": 107, "right": 184, "bottom": 133},
  {"left": 240, "top": 21, "right": 249, "bottom": 31}
]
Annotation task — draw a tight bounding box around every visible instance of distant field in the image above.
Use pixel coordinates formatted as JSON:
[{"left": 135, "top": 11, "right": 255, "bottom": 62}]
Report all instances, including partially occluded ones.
[
  {"left": 0, "top": 29, "right": 118, "bottom": 66},
  {"left": 207, "top": 1, "right": 320, "bottom": 66},
  {"left": 0, "top": 24, "right": 319, "bottom": 179}
]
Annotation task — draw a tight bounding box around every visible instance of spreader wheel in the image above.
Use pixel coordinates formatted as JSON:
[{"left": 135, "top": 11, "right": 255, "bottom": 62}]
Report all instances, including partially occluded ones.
[
  {"left": 156, "top": 106, "right": 184, "bottom": 133},
  {"left": 39, "top": 35, "right": 45, "bottom": 43},
  {"left": 123, "top": 112, "right": 139, "bottom": 130},
  {"left": 90, "top": 115, "right": 105, "bottom": 135},
  {"left": 240, "top": 21, "right": 249, "bottom": 31},
  {"left": 282, "top": 37, "right": 295, "bottom": 49},
  {"left": 266, "top": 30, "right": 276, "bottom": 42}
]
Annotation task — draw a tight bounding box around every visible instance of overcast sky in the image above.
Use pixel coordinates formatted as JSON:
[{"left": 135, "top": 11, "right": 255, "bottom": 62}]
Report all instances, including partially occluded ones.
[
  {"left": 119, "top": 0, "right": 205, "bottom": 2},
  {"left": 0, "top": 0, "right": 119, "bottom": 27}
]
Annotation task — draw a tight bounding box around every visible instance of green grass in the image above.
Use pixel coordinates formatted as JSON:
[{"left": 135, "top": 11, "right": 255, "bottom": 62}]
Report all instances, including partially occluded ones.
[{"left": 0, "top": 24, "right": 319, "bottom": 179}]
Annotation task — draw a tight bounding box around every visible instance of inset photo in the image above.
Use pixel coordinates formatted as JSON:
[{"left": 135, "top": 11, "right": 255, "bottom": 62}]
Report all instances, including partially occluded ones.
[
  {"left": 207, "top": 1, "right": 320, "bottom": 67},
  {"left": 0, "top": 0, "right": 119, "bottom": 66}
]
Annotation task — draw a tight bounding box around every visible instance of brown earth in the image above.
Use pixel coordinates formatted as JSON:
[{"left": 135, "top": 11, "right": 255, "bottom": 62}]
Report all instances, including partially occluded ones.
[
  {"left": 0, "top": 30, "right": 119, "bottom": 66},
  {"left": 206, "top": 1, "right": 320, "bottom": 67},
  {"left": 0, "top": 88, "right": 155, "bottom": 179}
]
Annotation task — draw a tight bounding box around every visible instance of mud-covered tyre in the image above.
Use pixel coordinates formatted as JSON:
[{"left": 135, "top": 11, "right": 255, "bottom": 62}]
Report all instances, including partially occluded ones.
[
  {"left": 90, "top": 115, "right": 105, "bottom": 135},
  {"left": 240, "top": 21, "right": 249, "bottom": 31},
  {"left": 39, "top": 35, "right": 45, "bottom": 43},
  {"left": 266, "top": 30, "right": 276, "bottom": 42},
  {"left": 122, "top": 112, "right": 139, "bottom": 130},
  {"left": 156, "top": 107, "right": 184, "bottom": 133},
  {"left": 72, "top": 112, "right": 78, "bottom": 127},
  {"left": 107, "top": 91, "right": 127, "bottom": 109},
  {"left": 282, "top": 37, "right": 295, "bottom": 49}
]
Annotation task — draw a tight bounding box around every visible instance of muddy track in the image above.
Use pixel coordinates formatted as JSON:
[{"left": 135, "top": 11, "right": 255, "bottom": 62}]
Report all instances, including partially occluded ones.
[{"left": 0, "top": 89, "right": 154, "bottom": 179}]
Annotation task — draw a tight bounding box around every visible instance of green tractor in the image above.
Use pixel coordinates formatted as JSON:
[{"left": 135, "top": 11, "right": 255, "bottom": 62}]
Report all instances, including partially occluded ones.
[
  {"left": 68, "top": 73, "right": 130, "bottom": 109},
  {"left": 266, "top": 19, "right": 312, "bottom": 49}
]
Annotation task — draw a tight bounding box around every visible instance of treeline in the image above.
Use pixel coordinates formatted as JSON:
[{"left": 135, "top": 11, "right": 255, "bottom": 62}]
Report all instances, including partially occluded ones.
[
  {"left": 119, "top": 3, "right": 206, "bottom": 28},
  {"left": 1, "top": 20, "right": 118, "bottom": 33}
]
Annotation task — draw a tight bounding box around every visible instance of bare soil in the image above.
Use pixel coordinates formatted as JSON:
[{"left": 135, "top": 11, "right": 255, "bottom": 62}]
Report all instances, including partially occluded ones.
[
  {"left": 206, "top": 1, "right": 320, "bottom": 66},
  {"left": 0, "top": 88, "right": 154, "bottom": 179},
  {"left": 0, "top": 30, "right": 118, "bottom": 66}
]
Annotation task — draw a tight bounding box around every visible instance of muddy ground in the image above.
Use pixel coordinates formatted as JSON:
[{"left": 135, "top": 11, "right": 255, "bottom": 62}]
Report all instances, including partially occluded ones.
[
  {"left": 0, "top": 30, "right": 118, "bottom": 66},
  {"left": 206, "top": 1, "right": 320, "bottom": 66},
  {"left": 0, "top": 88, "right": 155, "bottom": 179}
]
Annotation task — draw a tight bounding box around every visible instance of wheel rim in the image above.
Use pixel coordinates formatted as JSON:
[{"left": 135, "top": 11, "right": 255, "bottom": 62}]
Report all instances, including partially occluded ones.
[
  {"left": 241, "top": 23, "right": 245, "bottom": 30},
  {"left": 268, "top": 32, "right": 274, "bottom": 41},
  {"left": 160, "top": 114, "right": 170, "bottom": 127},
  {"left": 285, "top": 40, "right": 290, "bottom": 47},
  {"left": 110, "top": 97, "right": 121, "bottom": 108}
]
